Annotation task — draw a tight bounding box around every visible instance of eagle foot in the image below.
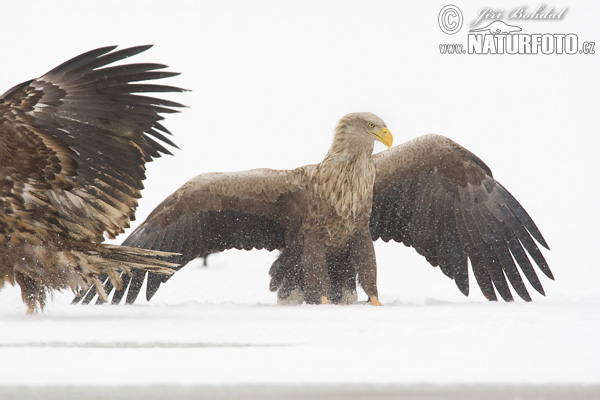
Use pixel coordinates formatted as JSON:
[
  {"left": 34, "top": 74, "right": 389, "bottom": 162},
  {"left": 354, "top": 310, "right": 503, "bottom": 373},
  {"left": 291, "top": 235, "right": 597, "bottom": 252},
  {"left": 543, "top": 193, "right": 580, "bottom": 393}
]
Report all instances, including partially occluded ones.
[{"left": 369, "top": 295, "right": 383, "bottom": 306}]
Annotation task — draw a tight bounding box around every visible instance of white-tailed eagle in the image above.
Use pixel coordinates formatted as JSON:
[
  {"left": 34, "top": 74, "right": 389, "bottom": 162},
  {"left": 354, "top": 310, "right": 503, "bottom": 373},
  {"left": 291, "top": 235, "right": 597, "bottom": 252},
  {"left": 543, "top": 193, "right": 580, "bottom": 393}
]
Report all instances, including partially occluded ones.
[
  {"left": 76, "top": 112, "right": 551, "bottom": 305},
  {"left": 0, "top": 45, "right": 185, "bottom": 312}
]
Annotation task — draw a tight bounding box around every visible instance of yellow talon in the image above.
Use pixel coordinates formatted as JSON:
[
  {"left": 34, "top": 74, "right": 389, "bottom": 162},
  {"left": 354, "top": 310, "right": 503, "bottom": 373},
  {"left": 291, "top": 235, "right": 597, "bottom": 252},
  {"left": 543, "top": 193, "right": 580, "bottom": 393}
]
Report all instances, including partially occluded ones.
[
  {"left": 370, "top": 295, "right": 383, "bottom": 306},
  {"left": 320, "top": 296, "right": 329, "bottom": 304},
  {"left": 26, "top": 306, "right": 36, "bottom": 315}
]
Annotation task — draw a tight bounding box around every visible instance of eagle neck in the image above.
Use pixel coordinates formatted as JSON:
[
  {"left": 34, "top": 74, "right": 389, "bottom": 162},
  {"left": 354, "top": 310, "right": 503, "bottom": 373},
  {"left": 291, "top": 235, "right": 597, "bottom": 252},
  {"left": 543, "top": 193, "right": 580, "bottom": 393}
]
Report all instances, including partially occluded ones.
[
  {"left": 322, "top": 127, "right": 375, "bottom": 168},
  {"left": 313, "top": 131, "right": 376, "bottom": 222}
]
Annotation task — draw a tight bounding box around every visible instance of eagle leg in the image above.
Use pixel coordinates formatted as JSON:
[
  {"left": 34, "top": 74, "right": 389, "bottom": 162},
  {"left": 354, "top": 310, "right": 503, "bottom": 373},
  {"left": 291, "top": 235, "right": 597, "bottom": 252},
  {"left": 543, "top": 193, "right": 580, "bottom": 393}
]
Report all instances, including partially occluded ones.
[
  {"left": 15, "top": 272, "right": 44, "bottom": 314},
  {"left": 326, "top": 249, "right": 358, "bottom": 304},
  {"left": 302, "top": 232, "right": 330, "bottom": 304},
  {"left": 350, "top": 232, "right": 383, "bottom": 306}
]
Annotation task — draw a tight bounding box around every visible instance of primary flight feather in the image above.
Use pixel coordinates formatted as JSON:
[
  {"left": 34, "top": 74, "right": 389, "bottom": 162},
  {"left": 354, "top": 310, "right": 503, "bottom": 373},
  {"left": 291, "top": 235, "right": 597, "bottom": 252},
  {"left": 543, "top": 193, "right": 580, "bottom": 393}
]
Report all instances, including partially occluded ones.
[{"left": 0, "top": 45, "right": 185, "bottom": 312}]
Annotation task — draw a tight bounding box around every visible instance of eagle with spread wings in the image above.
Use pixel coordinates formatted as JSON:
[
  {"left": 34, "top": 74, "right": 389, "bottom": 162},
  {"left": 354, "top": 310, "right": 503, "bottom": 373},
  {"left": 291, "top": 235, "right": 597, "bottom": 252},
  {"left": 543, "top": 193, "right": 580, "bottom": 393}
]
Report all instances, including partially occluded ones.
[
  {"left": 76, "top": 112, "right": 552, "bottom": 306},
  {"left": 0, "top": 45, "right": 185, "bottom": 313}
]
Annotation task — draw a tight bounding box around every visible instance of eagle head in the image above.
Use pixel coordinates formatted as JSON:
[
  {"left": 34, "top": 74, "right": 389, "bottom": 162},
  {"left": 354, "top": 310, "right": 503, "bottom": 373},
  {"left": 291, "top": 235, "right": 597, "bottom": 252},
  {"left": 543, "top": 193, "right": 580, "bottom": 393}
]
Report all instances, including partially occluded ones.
[{"left": 336, "top": 112, "right": 393, "bottom": 150}]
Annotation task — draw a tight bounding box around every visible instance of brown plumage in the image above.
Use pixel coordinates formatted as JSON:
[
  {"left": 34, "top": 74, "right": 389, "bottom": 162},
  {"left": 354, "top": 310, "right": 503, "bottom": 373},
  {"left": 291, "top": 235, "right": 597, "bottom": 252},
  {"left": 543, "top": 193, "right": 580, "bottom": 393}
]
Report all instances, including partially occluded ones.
[
  {"left": 0, "top": 45, "right": 185, "bottom": 312},
  {"left": 77, "top": 112, "right": 552, "bottom": 306}
]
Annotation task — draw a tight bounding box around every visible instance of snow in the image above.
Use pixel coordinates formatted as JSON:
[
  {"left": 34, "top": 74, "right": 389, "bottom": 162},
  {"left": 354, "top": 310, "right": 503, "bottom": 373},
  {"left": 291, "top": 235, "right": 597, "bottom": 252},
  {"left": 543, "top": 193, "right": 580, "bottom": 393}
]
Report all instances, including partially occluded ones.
[
  {"left": 0, "top": 0, "right": 599, "bottom": 398},
  {"left": 1, "top": 253, "right": 599, "bottom": 397}
]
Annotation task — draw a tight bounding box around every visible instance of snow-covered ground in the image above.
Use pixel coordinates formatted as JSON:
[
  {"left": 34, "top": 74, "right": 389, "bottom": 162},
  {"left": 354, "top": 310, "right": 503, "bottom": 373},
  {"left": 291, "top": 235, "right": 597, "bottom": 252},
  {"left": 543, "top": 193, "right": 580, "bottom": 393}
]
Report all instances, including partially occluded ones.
[
  {"left": 1, "top": 249, "right": 599, "bottom": 398},
  {"left": 1, "top": 1, "right": 599, "bottom": 398}
]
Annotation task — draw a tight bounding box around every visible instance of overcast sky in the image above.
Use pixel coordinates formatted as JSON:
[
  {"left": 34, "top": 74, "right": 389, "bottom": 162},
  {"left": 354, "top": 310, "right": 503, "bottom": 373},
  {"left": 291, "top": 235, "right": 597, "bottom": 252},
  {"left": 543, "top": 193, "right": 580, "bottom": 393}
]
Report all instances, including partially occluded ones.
[{"left": 1, "top": 0, "right": 598, "bottom": 301}]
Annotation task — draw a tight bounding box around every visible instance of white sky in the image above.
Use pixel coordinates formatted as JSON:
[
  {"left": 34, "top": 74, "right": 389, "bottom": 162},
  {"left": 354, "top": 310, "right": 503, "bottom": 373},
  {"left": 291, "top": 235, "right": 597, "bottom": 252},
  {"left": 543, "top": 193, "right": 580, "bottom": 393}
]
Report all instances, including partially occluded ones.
[{"left": 0, "top": 0, "right": 598, "bottom": 302}]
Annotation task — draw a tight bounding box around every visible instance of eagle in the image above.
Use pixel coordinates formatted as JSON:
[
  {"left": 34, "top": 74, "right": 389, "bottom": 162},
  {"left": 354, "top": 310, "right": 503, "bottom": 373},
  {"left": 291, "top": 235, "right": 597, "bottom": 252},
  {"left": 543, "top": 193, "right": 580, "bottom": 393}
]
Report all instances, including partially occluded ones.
[
  {"left": 0, "top": 45, "right": 185, "bottom": 313},
  {"left": 76, "top": 112, "right": 552, "bottom": 306}
]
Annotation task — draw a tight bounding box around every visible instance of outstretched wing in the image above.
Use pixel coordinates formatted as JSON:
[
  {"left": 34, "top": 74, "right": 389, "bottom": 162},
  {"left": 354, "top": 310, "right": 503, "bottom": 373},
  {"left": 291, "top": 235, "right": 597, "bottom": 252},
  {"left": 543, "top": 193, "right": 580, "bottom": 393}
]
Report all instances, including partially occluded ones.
[
  {"left": 76, "top": 167, "right": 304, "bottom": 305},
  {"left": 0, "top": 45, "right": 184, "bottom": 244},
  {"left": 369, "top": 134, "right": 551, "bottom": 301}
]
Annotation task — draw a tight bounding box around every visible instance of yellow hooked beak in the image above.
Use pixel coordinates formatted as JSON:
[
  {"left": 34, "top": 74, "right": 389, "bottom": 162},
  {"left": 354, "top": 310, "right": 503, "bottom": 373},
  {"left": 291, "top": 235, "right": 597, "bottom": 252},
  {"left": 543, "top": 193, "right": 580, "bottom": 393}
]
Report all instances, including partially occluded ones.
[{"left": 372, "top": 127, "right": 393, "bottom": 149}]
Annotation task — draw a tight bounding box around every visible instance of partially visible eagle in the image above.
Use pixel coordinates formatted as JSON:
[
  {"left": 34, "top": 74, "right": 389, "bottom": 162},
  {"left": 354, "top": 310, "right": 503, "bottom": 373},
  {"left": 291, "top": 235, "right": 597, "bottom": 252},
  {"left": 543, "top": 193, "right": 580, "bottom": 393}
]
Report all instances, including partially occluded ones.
[
  {"left": 77, "top": 112, "right": 552, "bottom": 306},
  {"left": 0, "top": 45, "right": 185, "bottom": 313}
]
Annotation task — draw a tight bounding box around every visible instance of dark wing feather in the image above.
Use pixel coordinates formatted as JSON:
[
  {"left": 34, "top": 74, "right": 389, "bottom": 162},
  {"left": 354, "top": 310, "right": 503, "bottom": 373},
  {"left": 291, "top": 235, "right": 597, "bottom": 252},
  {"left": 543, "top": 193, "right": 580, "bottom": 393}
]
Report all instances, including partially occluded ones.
[
  {"left": 76, "top": 168, "right": 304, "bottom": 304},
  {"left": 0, "top": 45, "right": 185, "bottom": 244},
  {"left": 370, "top": 134, "right": 551, "bottom": 301}
]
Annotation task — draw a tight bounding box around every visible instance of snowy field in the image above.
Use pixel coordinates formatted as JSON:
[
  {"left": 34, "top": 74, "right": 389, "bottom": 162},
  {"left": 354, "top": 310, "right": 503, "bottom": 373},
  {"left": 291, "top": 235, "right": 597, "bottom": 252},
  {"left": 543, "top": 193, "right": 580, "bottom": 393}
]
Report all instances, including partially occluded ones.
[
  {"left": 1, "top": 249, "right": 599, "bottom": 399},
  {"left": 1, "top": 1, "right": 599, "bottom": 399}
]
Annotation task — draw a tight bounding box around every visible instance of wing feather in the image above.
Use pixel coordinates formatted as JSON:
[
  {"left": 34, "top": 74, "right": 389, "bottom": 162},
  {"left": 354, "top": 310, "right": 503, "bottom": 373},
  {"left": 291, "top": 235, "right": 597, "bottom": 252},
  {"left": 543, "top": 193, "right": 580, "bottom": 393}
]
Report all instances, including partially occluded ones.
[
  {"left": 77, "top": 167, "right": 304, "bottom": 304},
  {"left": 0, "top": 45, "right": 185, "bottom": 244},
  {"left": 370, "top": 134, "right": 551, "bottom": 301}
]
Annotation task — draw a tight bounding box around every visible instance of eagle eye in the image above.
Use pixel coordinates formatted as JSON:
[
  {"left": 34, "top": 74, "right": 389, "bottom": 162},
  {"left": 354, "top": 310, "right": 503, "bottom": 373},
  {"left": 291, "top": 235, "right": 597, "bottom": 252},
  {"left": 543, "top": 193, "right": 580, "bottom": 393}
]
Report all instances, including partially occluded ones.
[{"left": 368, "top": 122, "right": 376, "bottom": 129}]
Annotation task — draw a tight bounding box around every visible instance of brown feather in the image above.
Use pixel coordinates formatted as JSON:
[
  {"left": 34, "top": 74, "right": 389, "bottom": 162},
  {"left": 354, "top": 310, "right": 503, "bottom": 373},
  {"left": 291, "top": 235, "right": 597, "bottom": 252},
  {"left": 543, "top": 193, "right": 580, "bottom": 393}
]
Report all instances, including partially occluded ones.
[
  {"left": 371, "top": 134, "right": 550, "bottom": 301},
  {"left": 0, "top": 46, "right": 184, "bottom": 312}
]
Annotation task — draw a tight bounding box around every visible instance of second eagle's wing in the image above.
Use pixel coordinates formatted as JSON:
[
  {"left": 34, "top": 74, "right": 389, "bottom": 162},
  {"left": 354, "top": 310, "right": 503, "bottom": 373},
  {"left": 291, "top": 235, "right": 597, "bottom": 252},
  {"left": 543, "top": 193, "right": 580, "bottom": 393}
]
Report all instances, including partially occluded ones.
[{"left": 0, "top": 45, "right": 184, "bottom": 243}]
